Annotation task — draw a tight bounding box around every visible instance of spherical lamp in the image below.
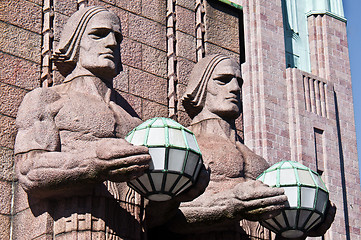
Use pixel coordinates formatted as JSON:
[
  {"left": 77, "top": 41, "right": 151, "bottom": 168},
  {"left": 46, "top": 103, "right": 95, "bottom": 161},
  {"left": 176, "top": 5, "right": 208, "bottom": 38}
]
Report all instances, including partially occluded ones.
[
  {"left": 126, "top": 117, "right": 203, "bottom": 201},
  {"left": 257, "top": 161, "right": 329, "bottom": 239}
]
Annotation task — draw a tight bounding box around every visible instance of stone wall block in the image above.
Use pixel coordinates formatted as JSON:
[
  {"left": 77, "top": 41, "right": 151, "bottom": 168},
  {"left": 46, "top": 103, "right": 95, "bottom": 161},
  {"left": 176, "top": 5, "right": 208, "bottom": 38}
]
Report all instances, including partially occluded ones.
[
  {"left": 175, "top": 6, "right": 196, "bottom": 36},
  {"left": 141, "top": 100, "right": 168, "bottom": 120},
  {"left": 0, "top": 83, "right": 28, "bottom": 118},
  {"left": 205, "top": 1, "right": 240, "bottom": 26},
  {"left": 177, "top": 110, "right": 191, "bottom": 127},
  {"left": 142, "top": 0, "right": 166, "bottom": 24},
  {"left": 129, "top": 14, "right": 166, "bottom": 51},
  {"left": 33, "top": 234, "right": 53, "bottom": 240},
  {"left": 176, "top": 32, "right": 196, "bottom": 62},
  {"left": 54, "top": 0, "right": 77, "bottom": 16},
  {"left": 142, "top": 45, "right": 167, "bottom": 78},
  {"left": 205, "top": 17, "right": 239, "bottom": 53},
  {"left": 101, "top": 0, "right": 116, "bottom": 5},
  {"left": 0, "top": 22, "right": 41, "bottom": 63},
  {"left": 128, "top": 68, "right": 167, "bottom": 105},
  {"left": 0, "top": 215, "right": 10, "bottom": 240},
  {"left": 0, "top": 147, "right": 15, "bottom": 181},
  {"left": 0, "top": 114, "right": 16, "bottom": 149},
  {"left": 0, "top": 0, "right": 42, "bottom": 34},
  {"left": 27, "top": 0, "right": 42, "bottom": 6},
  {"left": 118, "top": 92, "right": 142, "bottom": 119},
  {"left": 205, "top": 42, "right": 240, "bottom": 61},
  {"left": 114, "top": 65, "right": 129, "bottom": 92},
  {"left": 121, "top": 37, "right": 142, "bottom": 69},
  {"left": 0, "top": 52, "right": 40, "bottom": 90},
  {"left": 53, "top": 12, "right": 69, "bottom": 42},
  {"left": 116, "top": 0, "right": 142, "bottom": 14},
  {"left": 0, "top": 181, "right": 12, "bottom": 215},
  {"left": 176, "top": 0, "right": 196, "bottom": 11},
  {"left": 177, "top": 57, "right": 195, "bottom": 85}
]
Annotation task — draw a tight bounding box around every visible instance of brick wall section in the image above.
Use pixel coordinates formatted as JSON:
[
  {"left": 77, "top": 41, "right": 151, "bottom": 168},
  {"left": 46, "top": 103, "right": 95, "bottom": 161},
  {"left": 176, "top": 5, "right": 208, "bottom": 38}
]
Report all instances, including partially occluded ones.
[
  {"left": 286, "top": 68, "right": 344, "bottom": 240},
  {"left": 308, "top": 14, "right": 361, "bottom": 239},
  {"left": 239, "top": 1, "right": 360, "bottom": 239},
  {"left": 240, "top": 0, "right": 290, "bottom": 163},
  {"left": 0, "top": 0, "right": 42, "bottom": 239}
]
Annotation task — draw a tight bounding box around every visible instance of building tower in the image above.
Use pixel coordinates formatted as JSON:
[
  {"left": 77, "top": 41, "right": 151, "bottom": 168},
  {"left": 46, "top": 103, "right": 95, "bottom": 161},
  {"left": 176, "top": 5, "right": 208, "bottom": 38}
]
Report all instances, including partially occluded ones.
[{"left": 240, "top": 0, "right": 360, "bottom": 239}]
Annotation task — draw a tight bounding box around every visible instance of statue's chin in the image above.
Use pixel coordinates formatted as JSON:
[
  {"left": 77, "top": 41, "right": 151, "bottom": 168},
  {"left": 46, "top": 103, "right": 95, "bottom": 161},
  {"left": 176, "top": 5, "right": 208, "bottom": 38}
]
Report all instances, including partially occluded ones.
[
  {"left": 214, "top": 108, "right": 241, "bottom": 121},
  {"left": 89, "top": 66, "right": 119, "bottom": 81}
]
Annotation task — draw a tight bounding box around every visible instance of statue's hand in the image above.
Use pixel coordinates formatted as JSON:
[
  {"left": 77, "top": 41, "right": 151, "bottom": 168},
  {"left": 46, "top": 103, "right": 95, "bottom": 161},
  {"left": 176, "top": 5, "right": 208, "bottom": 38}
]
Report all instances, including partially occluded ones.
[
  {"left": 232, "top": 179, "right": 287, "bottom": 221},
  {"left": 94, "top": 138, "right": 151, "bottom": 182}
]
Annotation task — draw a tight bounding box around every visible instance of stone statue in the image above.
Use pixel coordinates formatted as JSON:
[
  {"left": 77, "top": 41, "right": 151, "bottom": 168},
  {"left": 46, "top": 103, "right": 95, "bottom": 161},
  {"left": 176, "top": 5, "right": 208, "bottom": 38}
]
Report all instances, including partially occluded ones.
[
  {"left": 14, "top": 6, "right": 206, "bottom": 239},
  {"left": 159, "top": 54, "right": 335, "bottom": 239}
]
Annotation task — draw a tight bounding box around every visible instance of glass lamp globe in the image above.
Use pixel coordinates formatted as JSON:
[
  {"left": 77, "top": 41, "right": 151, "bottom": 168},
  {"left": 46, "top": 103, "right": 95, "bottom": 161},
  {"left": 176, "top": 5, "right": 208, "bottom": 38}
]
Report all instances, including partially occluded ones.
[
  {"left": 126, "top": 117, "right": 203, "bottom": 202},
  {"left": 257, "top": 161, "right": 329, "bottom": 239}
]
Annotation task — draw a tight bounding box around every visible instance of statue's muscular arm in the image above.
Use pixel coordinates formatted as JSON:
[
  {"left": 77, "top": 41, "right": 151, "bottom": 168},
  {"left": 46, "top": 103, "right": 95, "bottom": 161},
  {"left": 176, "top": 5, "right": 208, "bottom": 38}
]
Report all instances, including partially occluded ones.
[
  {"left": 15, "top": 88, "right": 150, "bottom": 198},
  {"left": 163, "top": 178, "right": 286, "bottom": 234},
  {"left": 161, "top": 142, "right": 287, "bottom": 234}
]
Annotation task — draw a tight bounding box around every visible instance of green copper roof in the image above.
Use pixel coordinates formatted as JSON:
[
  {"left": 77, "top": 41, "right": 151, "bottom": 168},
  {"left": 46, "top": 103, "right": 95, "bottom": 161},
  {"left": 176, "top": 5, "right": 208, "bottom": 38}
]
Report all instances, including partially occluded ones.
[{"left": 217, "top": 0, "right": 243, "bottom": 10}]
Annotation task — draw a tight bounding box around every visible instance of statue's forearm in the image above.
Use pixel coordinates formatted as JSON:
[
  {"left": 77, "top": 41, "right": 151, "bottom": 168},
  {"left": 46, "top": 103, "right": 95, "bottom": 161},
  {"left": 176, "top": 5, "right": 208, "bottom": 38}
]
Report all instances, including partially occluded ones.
[
  {"left": 166, "top": 191, "right": 238, "bottom": 233},
  {"left": 16, "top": 137, "right": 151, "bottom": 198},
  {"left": 17, "top": 150, "right": 99, "bottom": 198}
]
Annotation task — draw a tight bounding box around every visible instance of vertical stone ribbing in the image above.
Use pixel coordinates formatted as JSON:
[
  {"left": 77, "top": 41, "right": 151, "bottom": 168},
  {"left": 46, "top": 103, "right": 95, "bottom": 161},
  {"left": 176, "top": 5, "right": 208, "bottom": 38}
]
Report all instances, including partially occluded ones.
[
  {"left": 41, "top": 0, "right": 54, "bottom": 87},
  {"left": 195, "top": 0, "right": 205, "bottom": 61},
  {"left": 241, "top": 0, "right": 265, "bottom": 157},
  {"left": 167, "top": 0, "right": 177, "bottom": 119}
]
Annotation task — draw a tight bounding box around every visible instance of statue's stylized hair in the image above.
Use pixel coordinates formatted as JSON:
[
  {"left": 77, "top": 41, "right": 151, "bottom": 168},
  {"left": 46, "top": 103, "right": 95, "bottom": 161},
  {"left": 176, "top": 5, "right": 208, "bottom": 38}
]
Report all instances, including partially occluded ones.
[
  {"left": 53, "top": 6, "right": 121, "bottom": 77},
  {"left": 182, "top": 54, "right": 233, "bottom": 119}
]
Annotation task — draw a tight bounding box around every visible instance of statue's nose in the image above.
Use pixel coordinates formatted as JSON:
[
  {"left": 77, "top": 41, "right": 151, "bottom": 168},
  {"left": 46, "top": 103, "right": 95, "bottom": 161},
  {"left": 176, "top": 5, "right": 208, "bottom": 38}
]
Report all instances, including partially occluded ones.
[
  {"left": 229, "top": 77, "right": 241, "bottom": 92},
  {"left": 105, "top": 32, "right": 117, "bottom": 48}
]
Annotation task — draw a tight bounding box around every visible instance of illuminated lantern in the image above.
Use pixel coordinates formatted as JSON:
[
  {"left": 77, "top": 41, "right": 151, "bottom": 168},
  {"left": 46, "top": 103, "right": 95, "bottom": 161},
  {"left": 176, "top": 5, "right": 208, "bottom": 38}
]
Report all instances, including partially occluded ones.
[
  {"left": 126, "top": 117, "right": 203, "bottom": 201},
  {"left": 257, "top": 161, "right": 329, "bottom": 238}
]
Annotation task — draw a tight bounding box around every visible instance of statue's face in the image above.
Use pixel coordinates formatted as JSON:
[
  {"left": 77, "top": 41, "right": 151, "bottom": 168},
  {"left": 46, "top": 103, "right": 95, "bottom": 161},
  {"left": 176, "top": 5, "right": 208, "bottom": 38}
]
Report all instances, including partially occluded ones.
[
  {"left": 204, "top": 59, "right": 242, "bottom": 120},
  {"left": 78, "top": 11, "right": 122, "bottom": 80}
]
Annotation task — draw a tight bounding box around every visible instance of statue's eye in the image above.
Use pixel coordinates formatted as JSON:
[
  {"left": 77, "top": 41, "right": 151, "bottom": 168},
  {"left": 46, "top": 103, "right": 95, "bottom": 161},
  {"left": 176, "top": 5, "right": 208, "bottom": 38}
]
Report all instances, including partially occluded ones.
[
  {"left": 214, "top": 75, "right": 233, "bottom": 85},
  {"left": 214, "top": 79, "right": 227, "bottom": 85},
  {"left": 89, "top": 29, "right": 111, "bottom": 39}
]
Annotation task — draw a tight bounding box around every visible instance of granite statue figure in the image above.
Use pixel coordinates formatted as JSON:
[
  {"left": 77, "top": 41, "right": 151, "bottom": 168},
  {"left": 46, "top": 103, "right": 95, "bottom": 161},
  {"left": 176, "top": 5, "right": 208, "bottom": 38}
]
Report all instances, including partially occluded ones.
[
  {"left": 14, "top": 6, "right": 207, "bottom": 239},
  {"left": 160, "top": 54, "right": 335, "bottom": 239}
]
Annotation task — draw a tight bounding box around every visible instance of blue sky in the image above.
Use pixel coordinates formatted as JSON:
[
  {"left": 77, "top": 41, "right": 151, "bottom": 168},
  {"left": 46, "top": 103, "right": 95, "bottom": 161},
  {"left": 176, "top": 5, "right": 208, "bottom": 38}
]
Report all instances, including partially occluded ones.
[{"left": 343, "top": 1, "right": 361, "bottom": 180}]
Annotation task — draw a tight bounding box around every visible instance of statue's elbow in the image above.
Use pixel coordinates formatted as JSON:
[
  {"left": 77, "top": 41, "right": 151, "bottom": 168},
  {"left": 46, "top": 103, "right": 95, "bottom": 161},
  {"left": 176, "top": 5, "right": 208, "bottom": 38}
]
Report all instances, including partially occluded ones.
[{"left": 18, "top": 172, "right": 43, "bottom": 196}]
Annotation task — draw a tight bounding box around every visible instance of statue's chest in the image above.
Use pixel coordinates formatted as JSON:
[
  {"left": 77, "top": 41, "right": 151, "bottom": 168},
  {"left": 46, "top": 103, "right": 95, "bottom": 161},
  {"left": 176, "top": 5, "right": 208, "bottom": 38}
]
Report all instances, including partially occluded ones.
[
  {"left": 199, "top": 137, "right": 245, "bottom": 179},
  {"left": 55, "top": 94, "right": 116, "bottom": 138}
]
